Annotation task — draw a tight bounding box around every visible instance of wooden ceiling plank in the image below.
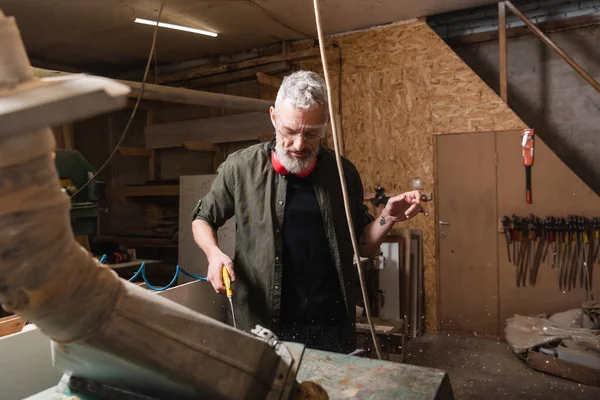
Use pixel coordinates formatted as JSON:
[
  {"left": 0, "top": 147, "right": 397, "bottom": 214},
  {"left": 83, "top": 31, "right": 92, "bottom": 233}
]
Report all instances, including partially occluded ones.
[
  {"left": 158, "top": 47, "right": 321, "bottom": 84},
  {"left": 256, "top": 72, "right": 283, "bottom": 88},
  {"left": 183, "top": 61, "right": 289, "bottom": 89}
]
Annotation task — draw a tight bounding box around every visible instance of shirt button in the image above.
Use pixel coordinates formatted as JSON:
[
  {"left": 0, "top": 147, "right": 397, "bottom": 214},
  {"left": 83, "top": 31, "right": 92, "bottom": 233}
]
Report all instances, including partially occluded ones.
[
  {"left": 278, "top": 200, "right": 284, "bottom": 205},
  {"left": 275, "top": 229, "right": 280, "bottom": 233},
  {"left": 274, "top": 285, "right": 279, "bottom": 290},
  {"left": 275, "top": 256, "right": 280, "bottom": 261}
]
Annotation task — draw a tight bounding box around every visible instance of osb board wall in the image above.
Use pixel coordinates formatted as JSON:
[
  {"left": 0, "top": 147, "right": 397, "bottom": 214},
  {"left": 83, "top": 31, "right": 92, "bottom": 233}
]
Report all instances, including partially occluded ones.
[{"left": 294, "top": 19, "right": 526, "bottom": 331}]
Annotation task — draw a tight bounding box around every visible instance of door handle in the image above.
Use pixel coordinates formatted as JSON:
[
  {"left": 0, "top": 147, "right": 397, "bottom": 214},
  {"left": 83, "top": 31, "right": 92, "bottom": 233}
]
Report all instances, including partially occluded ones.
[{"left": 439, "top": 221, "right": 450, "bottom": 226}]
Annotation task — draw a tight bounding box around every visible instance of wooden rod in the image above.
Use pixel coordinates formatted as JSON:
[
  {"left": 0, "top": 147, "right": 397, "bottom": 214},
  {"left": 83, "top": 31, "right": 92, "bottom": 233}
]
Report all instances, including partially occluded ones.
[
  {"left": 504, "top": 1, "right": 600, "bottom": 93},
  {"left": 498, "top": 2, "right": 508, "bottom": 102},
  {"left": 121, "top": 79, "right": 273, "bottom": 112},
  {"left": 31, "top": 69, "right": 273, "bottom": 112}
]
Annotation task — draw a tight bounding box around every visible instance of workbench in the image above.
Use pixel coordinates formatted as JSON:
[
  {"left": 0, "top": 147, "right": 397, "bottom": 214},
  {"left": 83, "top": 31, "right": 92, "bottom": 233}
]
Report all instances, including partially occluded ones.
[{"left": 26, "top": 348, "right": 453, "bottom": 400}]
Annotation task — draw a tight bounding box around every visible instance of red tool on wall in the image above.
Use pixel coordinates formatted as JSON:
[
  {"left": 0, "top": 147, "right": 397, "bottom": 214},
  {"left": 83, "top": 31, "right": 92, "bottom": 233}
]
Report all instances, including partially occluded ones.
[{"left": 521, "top": 128, "right": 535, "bottom": 204}]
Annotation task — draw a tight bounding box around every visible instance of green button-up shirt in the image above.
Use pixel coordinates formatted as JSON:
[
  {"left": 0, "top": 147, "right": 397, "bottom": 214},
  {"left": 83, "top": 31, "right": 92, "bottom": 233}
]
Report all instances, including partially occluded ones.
[{"left": 192, "top": 141, "right": 373, "bottom": 348}]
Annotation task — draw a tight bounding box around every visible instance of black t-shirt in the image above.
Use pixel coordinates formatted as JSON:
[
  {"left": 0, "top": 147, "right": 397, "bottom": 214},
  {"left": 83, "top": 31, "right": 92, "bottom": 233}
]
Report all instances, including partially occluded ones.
[{"left": 280, "top": 174, "right": 347, "bottom": 327}]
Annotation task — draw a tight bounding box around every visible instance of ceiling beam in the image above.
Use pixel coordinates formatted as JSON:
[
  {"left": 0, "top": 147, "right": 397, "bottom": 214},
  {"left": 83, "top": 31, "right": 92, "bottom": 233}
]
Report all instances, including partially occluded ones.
[
  {"left": 158, "top": 47, "right": 323, "bottom": 84},
  {"left": 183, "top": 61, "right": 289, "bottom": 89},
  {"left": 123, "top": 80, "right": 272, "bottom": 112},
  {"left": 31, "top": 68, "right": 272, "bottom": 112},
  {"left": 256, "top": 72, "right": 283, "bottom": 88}
]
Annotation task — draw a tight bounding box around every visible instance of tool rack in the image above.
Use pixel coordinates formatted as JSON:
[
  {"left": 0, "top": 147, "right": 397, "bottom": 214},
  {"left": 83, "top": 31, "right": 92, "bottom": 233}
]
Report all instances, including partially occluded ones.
[{"left": 500, "top": 214, "right": 599, "bottom": 294}]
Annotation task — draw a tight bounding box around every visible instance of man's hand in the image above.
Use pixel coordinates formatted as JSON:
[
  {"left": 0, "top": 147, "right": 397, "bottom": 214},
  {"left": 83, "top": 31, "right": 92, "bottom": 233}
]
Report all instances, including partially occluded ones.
[
  {"left": 382, "top": 190, "right": 429, "bottom": 223},
  {"left": 207, "top": 251, "right": 235, "bottom": 294}
]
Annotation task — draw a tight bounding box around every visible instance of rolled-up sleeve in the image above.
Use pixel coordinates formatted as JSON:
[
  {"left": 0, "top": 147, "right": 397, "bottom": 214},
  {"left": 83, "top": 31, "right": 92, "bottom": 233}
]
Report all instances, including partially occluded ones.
[{"left": 191, "top": 158, "right": 236, "bottom": 230}]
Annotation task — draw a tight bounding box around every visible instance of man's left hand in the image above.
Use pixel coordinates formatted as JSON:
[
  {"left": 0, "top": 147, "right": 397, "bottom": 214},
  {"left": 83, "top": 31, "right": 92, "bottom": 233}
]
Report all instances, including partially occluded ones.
[{"left": 383, "top": 190, "right": 429, "bottom": 222}]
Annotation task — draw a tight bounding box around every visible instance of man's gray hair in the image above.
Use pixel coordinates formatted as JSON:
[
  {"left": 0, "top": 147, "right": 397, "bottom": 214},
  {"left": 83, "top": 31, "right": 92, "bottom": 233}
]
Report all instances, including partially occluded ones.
[{"left": 274, "top": 70, "right": 328, "bottom": 111}]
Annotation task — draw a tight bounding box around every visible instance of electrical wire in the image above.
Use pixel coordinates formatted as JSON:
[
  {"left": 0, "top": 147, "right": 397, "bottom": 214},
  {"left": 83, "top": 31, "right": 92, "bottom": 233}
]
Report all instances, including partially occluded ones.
[
  {"left": 69, "top": 0, "right": 167, "bottom": 199},
  {"left": 312, "top": 0, "right": 382, "bottom": 360}
]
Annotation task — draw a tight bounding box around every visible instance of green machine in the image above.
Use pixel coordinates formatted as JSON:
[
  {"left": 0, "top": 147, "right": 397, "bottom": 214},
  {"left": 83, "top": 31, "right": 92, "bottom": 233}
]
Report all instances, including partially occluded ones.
[{"left": 54, "top": 150, "right": 105, "bottom": 237}]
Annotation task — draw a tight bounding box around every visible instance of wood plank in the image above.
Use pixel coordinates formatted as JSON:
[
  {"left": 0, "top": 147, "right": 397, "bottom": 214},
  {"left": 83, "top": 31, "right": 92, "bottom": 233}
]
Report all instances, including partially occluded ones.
[
  {"left": 75, "top": 234, "right": 90, "bottom": 251},
  {"left": 184, "top": 61, "right": 289, "bottom": 88},
  {"left": 505, "top": 1, "right": 600, "bottom": 92},
  {"left": 256, "top": 72, "right": 283, "bottom": 88},
  {"left": 178, "top": 176, "right": 234, "bottom": 322},
  {"left": 213, "top": 146, "right": 224, "bottom": 174},
  {"left": 0, "top": 315, "right": 25, "bottom": 337},
  {"left": 118, "top": 146, "right": 153, "bottom": 157},
  {"left": 527, "top": 350, "right": 600, "bottom": 387},
  {"left": 115, "top": 184, "right": 180, "bottom": 197},
  {"left": 183, "top": 141, "right": 219, "bottom": 152},
  {"left": 498, "top": 2, "right": 508, "bottom": 103},
  {"left": 123, "top": 80, "right": 272, "bottom": 112},
  {"left": 149, "top": 150, "right": 156, "bottom": 180},
  {"left": 96, "top": 236, "right": 178, "bottom": 248},
  {"left": 258, "top": 133, "right": 274, "bottom": 143},
  {"left": 62, "top": 123, "right": 74, "bottom": 149},
  {"left": 145, "top": 112, "right": 271, "bottom": 149},
  {"left": 159, "top": 47, "right": 321, "bottom": 84},
  {"left": 28, "top": 68, "right": 272, "bottom": 112},
  {"left": 105, "top": 259, "right": 161, "bottom": 270}
]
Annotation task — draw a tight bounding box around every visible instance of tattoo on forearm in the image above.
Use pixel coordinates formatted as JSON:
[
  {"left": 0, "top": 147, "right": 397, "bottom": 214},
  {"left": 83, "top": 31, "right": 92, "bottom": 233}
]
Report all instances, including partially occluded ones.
[
  {"left": 379, "top": 216, "right": 387, "bottom": 226},
  {"left": 360, "top": 235, "right": 368, "bottom": 246}
]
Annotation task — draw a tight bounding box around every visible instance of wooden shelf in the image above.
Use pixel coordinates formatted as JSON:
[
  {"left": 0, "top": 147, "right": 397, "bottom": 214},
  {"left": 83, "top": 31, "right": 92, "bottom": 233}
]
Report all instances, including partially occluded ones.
[
  {"left": 97, "top": 236, "right": 178, "bottom": 248},
  {"left": 106, "top": 259, "right": 161, "bottom": 270},
  {"left": 115, "top": 184, "right": 180, "bottom": 197}
]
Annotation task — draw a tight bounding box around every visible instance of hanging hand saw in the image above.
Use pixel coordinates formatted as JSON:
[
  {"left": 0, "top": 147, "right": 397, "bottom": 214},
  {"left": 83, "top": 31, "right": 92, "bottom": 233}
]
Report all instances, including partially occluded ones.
[{"left": 521, "top": 128, "right": 535, "bottom": 204}]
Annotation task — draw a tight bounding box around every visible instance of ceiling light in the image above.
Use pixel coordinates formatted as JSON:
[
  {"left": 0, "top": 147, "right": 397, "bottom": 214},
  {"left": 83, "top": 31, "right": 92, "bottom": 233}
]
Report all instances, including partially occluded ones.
[{"left": 134, "top": 18, "right": 217, "bottom": 37}]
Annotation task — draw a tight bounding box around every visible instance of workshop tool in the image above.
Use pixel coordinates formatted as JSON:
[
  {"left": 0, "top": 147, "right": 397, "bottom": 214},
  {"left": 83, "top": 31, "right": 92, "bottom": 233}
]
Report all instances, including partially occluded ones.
[
  {"left": 517, "top": 217, "right": 532, "bottom": 287},
  {"left": 369, "top": 186, "right": 390, "bottom": 207},
  {"left": 511, "top": 214, "right": 521, "bottom": 265},
  {"left": 222, "top": 266, "right": 237, "bottom": 329},
  {"left": 530, "top": 216, "right": 545, "bottom": 287},
  {"left": 502, "top": 216, "right": 512, "bottom": 263},
  {"left": 542, "top": 217, "right": 552, "bottom": 266},
  {"left": 521, "top": 128, "right": 535, "bottom": 204},
  {"left": 580, "top": 217, "right": 588, "bottom": 289},
  {"left": 54, "top": 150, "right": 105, "bottom": 238}
]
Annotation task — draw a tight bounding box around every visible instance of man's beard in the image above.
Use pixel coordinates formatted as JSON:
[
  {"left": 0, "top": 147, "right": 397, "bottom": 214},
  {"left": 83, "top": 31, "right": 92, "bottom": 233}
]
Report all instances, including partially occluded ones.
[{"left": 275, "top": 140, "right": 318, "bottom": 175}]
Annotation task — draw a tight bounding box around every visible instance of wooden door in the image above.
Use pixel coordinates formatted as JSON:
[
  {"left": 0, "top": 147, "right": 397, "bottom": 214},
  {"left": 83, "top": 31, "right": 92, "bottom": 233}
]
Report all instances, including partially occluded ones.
[{"left": 435, "top": 132, "right": 500, "bottom": 336}]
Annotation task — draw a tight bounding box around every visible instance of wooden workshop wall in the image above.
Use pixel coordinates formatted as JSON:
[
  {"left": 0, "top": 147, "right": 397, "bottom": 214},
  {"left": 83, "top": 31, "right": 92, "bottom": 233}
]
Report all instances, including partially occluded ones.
[
  {"left": 294, "top": 19, "right": 527, "bottom": 331},
  {"left": 71, "top": 79, "right": 263, "bottom": 245},
  {"left": 496, "top": 130, "right": 600, "bottom": 327}
]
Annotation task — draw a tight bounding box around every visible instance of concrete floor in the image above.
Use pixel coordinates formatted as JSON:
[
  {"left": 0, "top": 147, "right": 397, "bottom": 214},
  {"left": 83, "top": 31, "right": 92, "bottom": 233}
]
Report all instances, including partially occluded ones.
[{"left": 404, "top": 333, "right": 600, "bottom": 400}]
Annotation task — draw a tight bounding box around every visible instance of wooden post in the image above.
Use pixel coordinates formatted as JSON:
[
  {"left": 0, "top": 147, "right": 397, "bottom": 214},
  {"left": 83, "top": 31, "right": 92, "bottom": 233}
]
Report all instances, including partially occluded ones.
[
  {"left": 62, "top": 124, "right": 75, "bottom": 149},
  {"left": 505, "top": 0, "right": 600, "bottom": 93},
  {"left": 498, "top": 2, "right": 508, "bottom": 102},
  {"left": 146, "top": 109, "right": 156, "bottom": 181}
]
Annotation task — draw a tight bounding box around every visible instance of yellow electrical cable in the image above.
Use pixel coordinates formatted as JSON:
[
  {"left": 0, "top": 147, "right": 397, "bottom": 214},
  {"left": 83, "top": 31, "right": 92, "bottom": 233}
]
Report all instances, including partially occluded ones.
[{"left": 312, "top": 0, "right": 382, "bottom": 360}]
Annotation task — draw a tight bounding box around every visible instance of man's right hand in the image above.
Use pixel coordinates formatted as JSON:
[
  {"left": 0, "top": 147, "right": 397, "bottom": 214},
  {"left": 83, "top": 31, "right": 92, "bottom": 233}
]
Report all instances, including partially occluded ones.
[{"left": 207, "top": 251, "right": 235, "bottom": 294}]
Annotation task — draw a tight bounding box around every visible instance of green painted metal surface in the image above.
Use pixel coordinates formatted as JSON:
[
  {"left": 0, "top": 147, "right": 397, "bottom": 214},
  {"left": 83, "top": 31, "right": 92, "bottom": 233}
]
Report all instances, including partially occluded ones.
[
  {"left": 27, "top": 348, "right": 454, "bottom": 400},
  {"left": 297, "top": 349, "right": 454, "bottom": 400}
]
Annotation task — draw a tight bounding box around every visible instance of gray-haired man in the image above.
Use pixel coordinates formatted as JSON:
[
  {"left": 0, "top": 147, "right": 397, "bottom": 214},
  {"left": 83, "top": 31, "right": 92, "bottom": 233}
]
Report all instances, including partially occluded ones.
[{"left": 192, "top": 70, "right": 427, "bottom": 353}]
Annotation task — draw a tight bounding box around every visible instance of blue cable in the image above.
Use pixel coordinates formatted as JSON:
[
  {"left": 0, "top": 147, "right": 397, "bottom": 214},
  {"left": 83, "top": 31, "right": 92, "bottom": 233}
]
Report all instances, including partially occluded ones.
[{"left": 98, "top": 254, "right": 207, "bottom": 291}]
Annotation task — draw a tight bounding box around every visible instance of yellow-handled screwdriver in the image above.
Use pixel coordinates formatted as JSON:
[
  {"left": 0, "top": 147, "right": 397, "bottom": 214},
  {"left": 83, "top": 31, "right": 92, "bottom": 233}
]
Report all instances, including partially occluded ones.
[{"left": 222, "top": 266, "right": 237, "bottom": 329}]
